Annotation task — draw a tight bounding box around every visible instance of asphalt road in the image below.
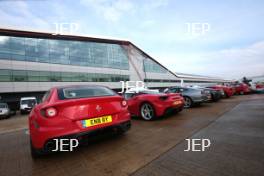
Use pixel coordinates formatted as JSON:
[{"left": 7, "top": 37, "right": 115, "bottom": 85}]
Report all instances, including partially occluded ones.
[
  {"left": 133, "top": 97, "right": 264, "bottom": 176},
  {"left": 0, "top": 94, "right": 263, "bottom": 176}
]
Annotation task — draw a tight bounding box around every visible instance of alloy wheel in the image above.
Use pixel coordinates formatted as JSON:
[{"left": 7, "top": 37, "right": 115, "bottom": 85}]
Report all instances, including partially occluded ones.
[
  {"left": 184, "top": 97, "right": 192, "bottom": 108},
  {"left": 140, "top": 103, "right": 155, "bottom": 120}
]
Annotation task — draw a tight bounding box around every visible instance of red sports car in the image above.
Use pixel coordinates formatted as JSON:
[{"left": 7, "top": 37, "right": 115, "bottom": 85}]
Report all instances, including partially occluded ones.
[
  {"left": 256, "top": 84, "right": 264, "bottom": 89},
  {"left": 124, "top": 90, "right": 184, "bottom": 120},
  {"left": 207, "top": 85, "right": 234, "bottom": 98},
  {"left": 232, "top": 83, "right": 251, "bottom": 95},
  {"left": 29, "top": 85, "right": 131, "bottom": 157}
]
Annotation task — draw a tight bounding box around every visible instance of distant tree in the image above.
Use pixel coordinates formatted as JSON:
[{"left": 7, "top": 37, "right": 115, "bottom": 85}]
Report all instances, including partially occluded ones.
[{"left": 242, "top": 77, "right": 252, "bottom": 86}]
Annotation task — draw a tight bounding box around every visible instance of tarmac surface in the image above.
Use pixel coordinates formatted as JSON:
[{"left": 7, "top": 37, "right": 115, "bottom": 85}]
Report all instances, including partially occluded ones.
[
  {"left": 133, "top": 97, "right": 264, "bottom": 176},
  {"left": 0, "top": 94, "right": 263, "bottom": 176}
]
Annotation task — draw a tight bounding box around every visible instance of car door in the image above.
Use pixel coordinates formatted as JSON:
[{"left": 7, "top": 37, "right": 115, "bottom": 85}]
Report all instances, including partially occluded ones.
[{"left": 124, "top": 93, "right": 139, "bottom": 116}]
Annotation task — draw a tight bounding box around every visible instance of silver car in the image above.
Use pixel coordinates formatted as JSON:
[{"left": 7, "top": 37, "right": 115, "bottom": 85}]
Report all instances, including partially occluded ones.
[
  {"left": 0, "top": 103, "right": 11, "bottom": 119},
  {"left": 163, "top": 86, "right": 208, "bottom": 108}
]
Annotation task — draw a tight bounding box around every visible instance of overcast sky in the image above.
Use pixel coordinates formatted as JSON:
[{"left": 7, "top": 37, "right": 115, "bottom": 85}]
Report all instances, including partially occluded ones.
[{"left": 0, "top": 0, "right": 264, "bottom": 79}]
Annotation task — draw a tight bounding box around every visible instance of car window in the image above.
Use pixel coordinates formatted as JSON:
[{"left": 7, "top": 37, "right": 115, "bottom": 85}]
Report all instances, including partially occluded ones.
[
  {"left": 169, "top": 88, "right": 178, "bottom": 93},
  {"left": 124, "top": 93, "right": 135, "bottom": 100},
  {"left": 140, "top": 90, "right": 162, "bottom": 95},
  {"left": 59, "top": 86, "right": 117, "bottom": 100},
  {"left": 42, "top": 90, "right": 51, "bottom": 102},
  {"left": 21, "top": 100, "right": 37, "bottom": 106}
]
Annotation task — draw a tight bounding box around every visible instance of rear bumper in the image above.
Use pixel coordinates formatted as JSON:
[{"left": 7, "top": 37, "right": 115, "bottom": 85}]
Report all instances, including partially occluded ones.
[
  {"left": 30, "top": 111, "right": 131, "bottom": 149},
  {"left": 211, "top": 93, "right": 221, "bottom": 101},
  {"left": 0, "top": 110, "right": 10, "bottom": 117},
  {"left": 164, "top": 105, "right": 184, "bottom": 114},
  {"left": 0, "top": 114, "right": 9, "bottom": 118},
  {"left": 21, "top": 108, "right": 32, "bottom": 113},
  {"left": 154, "top": 100, "right": 184, "bottom": 116},
  {"left": 42, "top": 120, "right": 131, "bottom": 152}
]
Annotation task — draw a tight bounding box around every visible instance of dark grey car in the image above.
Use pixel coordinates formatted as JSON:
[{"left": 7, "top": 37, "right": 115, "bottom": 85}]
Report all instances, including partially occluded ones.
[
  {"left": 163, "top": 86, "right": 208, "bottom": 108},
  {"left": 189, "top": 85, "right": 222, "bottom": 102}
]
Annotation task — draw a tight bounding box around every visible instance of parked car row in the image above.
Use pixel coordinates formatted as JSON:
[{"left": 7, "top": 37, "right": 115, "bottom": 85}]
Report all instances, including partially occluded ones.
[
  {"left": 0, "top": 82, "right": 253, "bottom": 157},
  {"left": 0, "top": 97, "right": 38, "bottom": 120}
]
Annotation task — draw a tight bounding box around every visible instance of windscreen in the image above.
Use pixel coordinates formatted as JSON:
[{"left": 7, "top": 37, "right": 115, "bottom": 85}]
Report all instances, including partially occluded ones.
[
  {"left": 0, "top": 104, "right": 7, "bottom": 108},
  {"left": 21, "top": 99, "right": 36, "bottom": 105},
  {"left": 141, "top": 90, "right": 162, "bottom": 95},
  {"left": 59, "top": 86, "right": 117, "bottom": 99}
]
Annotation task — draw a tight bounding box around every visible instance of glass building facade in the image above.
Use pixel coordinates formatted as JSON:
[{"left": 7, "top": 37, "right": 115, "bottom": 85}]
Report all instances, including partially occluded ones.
[
  {"left": 143, "top": 58, "right": 167, "bottom": 73},
  {"left": 0, "top": 36, "right": 129, "bottom": 70},
  {"left": 0, "top": 32, "right": 174, "bottom": 86},
  {"left": 0, "top": 69, "right": 129, "bottom": 82}
]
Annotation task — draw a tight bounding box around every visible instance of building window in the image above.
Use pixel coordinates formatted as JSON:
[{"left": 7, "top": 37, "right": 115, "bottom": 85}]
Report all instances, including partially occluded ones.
[
  {"left": 12, "top": 70, "right": 28, "bottom": 82},
  {"left": 0, "top": 36, "right": 129, "bottom": 70},
  {"left": 143, "top": 58, "right": 167, "bottom": 73},
  {"left": 0, "top": 69, "right": 12, "bottom": 81},
  {"left": 0, "top": 69, "right": 129, "bottom": 83},
  {"left": 144, "top": 79, "right": 180, "bottom": 83}
]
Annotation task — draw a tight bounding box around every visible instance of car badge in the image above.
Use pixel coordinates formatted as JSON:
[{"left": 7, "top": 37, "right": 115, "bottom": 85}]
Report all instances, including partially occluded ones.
[{"left": 96, "top": 105, "right": 102, "bottom": 112}]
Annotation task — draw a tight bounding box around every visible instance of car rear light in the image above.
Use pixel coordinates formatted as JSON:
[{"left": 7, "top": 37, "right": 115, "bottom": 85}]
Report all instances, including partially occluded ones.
[
  {"left": 45, "top": 107, "right": 57, "bottom": 117},
  {"left": 121, "top": 100, "right": 127, "bottom": 107}
]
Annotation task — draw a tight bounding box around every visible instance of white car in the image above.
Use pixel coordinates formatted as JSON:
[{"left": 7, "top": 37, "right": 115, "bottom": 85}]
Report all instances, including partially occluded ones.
[
  {"left": 0, "top": 103, "right": 11, "bottom": 119},
  {"left": 20, "top": 97, "right": 37, "bottom": 114},
  {"left": 127, "top": 87, "right": 159, "bottom": 93}
]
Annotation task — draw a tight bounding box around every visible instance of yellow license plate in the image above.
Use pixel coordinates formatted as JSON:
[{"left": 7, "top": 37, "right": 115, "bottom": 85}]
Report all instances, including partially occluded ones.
[
  {"left": 173, "top": 100, "right": 182, "bottom": 105},
  {"left": 82, "top": 115, "right": 112, "bottom": 127}
]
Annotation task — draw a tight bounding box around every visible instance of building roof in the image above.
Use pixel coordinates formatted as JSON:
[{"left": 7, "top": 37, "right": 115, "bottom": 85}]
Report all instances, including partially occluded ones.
[
  {"left": 0, "top": 28, "right": 232, "bottom": 83},
  {"left": 175, "top": 72, "right": 233, "bottom": 82},
  {"left": 0, "top": 28, "right": 178, "bottom": 79}
]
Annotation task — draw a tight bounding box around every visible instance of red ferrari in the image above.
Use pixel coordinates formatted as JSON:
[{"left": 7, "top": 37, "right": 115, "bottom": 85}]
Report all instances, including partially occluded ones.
[
  {"left": 29, "top": 85, "right": 131, "bottom": 157},
  {"left": 232, "top": 83, "right": 251, "bottom": 95},
  {"left": 124, "top": 90, "right": 184, "bottom": 120},
  {"left": 207, "top": 85, "right": 234, "bottom": 98}
]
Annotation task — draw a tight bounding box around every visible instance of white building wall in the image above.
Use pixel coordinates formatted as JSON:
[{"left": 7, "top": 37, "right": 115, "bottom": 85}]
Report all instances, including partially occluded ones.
[
  {"left": 123, "top": 45, "right": 145, "bottom": 81},
  {"left": 0, "top": 43, "right": 226, "bottom": 94}
]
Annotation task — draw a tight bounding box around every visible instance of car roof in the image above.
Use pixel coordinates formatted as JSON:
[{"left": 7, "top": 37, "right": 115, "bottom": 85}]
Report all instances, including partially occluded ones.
[
  {"left": 170, "top": 86, "right": 192, "bottom": 89},
  {"left": 21, "top": 97, "right": 36, "bottom": 100},
  {"left": 54, "top": 85, "right": 109, "bottom": 89},
  {"left": 169, "top": 86, "right": 182, "bottom": 88}
]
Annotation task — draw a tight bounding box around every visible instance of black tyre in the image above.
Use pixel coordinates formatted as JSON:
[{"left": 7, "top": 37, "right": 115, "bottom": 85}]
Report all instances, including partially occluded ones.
[
  {"left": 140, "top": 103, "right": 155, "bottom": 120},
  {"left": 30, "top": 139, "right": 44, "bottom": 158},
  {"left": 117, "top": 121, "right": 131, "bottom": 135},
  {"left": 183, "top": 96, "right": 193, "bottom": 108}
]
